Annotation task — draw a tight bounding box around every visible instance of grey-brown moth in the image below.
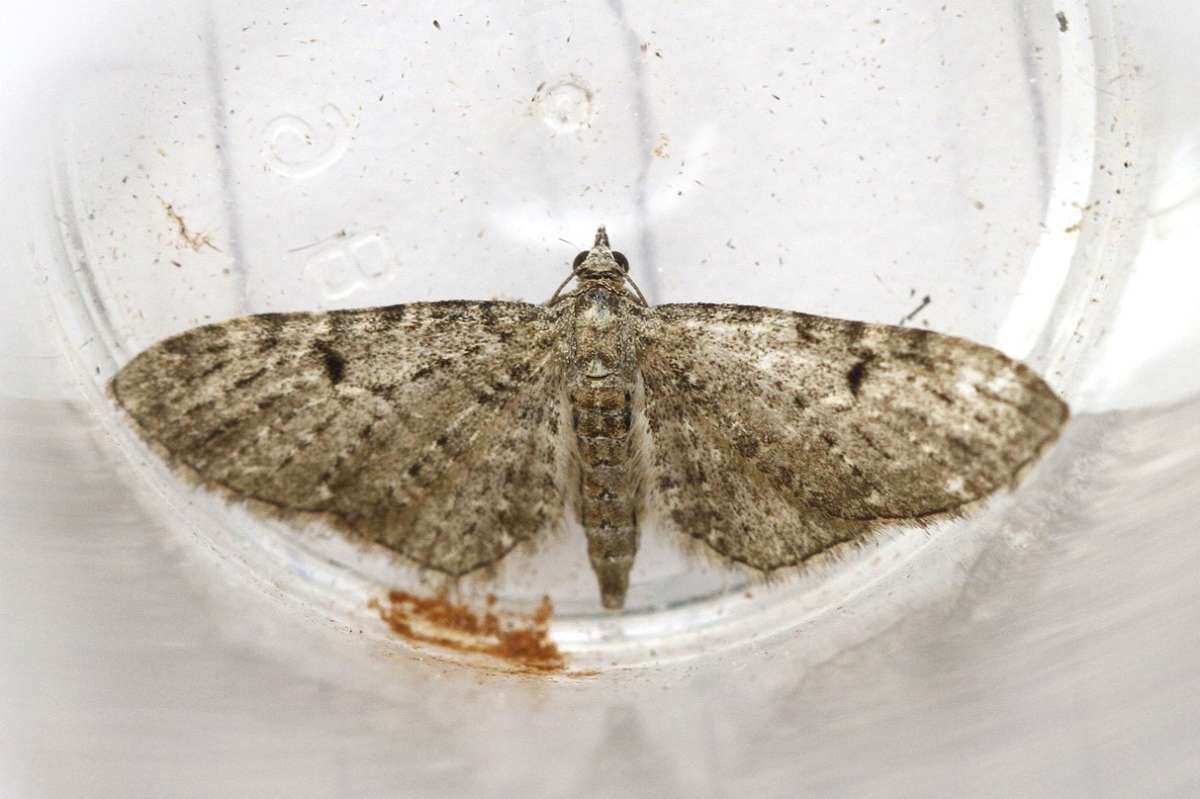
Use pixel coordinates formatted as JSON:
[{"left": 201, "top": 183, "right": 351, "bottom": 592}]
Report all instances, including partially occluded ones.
[{"left": 109, "top": 228, "right": 1068, "bottom": 609}]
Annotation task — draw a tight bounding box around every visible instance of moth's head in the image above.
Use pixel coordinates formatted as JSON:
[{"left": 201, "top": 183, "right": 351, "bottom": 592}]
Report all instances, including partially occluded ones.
[{"left": 571, "top": 226, "right": 629, "bottom": 276}]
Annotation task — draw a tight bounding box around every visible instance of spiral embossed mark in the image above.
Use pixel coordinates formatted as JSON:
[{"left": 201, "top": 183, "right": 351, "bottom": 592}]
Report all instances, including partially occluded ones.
[{"left": 263, "top": 104, "right": 353, "bottom": 179}]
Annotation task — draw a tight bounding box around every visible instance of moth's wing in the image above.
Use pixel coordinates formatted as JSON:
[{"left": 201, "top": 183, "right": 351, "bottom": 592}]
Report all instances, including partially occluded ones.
[
  {"left": 109, "top": 301, "right": 570, "bottom": 576},
  {"left": 637, "top": 304, "right": 1068, "bottom": 570}
]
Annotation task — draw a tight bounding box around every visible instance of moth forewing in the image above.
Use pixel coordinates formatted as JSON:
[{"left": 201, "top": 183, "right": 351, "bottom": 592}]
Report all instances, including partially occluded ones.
[{"left": 635, "top": 303, "right": 1067, "bottom": 572}]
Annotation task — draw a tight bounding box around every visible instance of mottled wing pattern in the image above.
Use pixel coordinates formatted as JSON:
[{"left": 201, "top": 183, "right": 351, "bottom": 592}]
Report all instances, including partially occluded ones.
[
  {"left": 110, "top": 301, "right": 569, "bottom": 576},
  {"left": 637, "top": 304, "right": 1068, "bottom": 570}
]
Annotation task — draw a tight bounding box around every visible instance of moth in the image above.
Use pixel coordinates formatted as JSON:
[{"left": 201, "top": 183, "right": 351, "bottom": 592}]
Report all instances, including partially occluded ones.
[{"left": 109, "top": 228, "right": 1068, "bottom": 609}]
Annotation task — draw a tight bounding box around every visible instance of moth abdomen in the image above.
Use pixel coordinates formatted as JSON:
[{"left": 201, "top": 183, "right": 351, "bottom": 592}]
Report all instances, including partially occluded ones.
[
  {"left": 567, "top": 277, "right": 644, "bottom": 609},
  {"left": 585, "top": 523, "right": 640, "bottom": 611}
]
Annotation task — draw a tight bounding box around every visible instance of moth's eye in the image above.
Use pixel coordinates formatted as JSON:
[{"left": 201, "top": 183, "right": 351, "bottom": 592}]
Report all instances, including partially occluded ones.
[
  {"left": 612, "top": 251, "right": 630, "bottom": 272},
  {"left": 572, "top": 251, "right": 589, "bottom": 270}
]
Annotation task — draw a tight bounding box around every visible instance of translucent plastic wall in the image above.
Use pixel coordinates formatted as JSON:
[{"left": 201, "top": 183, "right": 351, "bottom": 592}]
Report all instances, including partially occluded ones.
[{"left": 2, "top": 2, "right": 1198, "bottom": 795}]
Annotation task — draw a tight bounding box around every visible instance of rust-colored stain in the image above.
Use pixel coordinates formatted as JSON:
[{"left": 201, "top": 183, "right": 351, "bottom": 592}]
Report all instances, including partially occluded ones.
[{"left": 369, "top": 590, "right": 564, "bottom": 672}]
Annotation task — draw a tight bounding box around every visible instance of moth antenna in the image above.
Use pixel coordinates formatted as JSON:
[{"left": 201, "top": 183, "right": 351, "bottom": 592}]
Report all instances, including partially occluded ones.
[
  {"left": 548, "top": 268, "right": 584, "bottom": 304},
  {"left": 623, "top": 272, "right": 649, "bottom": 307}
]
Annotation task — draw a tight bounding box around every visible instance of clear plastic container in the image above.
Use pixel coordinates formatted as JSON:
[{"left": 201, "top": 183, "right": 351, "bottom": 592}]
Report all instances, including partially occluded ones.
[{"left": 3, "top": 1, "right": 1199, "bottom": 795}]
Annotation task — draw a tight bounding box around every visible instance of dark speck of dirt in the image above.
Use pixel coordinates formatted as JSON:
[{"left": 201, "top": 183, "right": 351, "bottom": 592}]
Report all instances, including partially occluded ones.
[{"left": 899, "top": 295, "right": 932, "bottom": 326}]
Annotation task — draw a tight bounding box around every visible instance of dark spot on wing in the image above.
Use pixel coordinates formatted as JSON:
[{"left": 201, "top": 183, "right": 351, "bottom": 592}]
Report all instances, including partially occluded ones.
[
  {"left": 312, "top": 340, "right": 346, "bottom": 385},
  {"left": 847, "top": 360, "right": 869, "bottom": 397}
]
